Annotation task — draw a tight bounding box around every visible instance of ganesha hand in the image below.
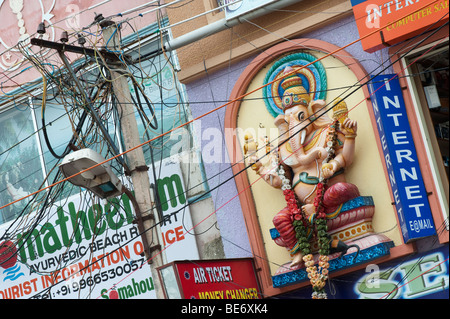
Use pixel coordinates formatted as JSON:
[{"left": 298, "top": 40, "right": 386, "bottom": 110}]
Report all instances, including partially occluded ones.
[
  {"left": 342, "top": 118, "right": 357, "bottom": 137},
  {"left": 321, "top": 164, "right": 334, "bottom": 179},
  {"left": 322, "top": 159, "right": 340, "bottom": 179},
  {"left": 315, "top": 147, "right": 328, "bottom": 161},
  {"left": 248, "top": 155, "right": 262, "bottom": 172}
]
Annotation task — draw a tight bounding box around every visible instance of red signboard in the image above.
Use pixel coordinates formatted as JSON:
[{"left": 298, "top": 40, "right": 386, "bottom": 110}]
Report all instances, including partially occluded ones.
[
  {"left": 159, "top": 258, "right": 262, "bottom": 299},
  {"left": 351, "top": 0, "right": 449, "bottom": 52}
]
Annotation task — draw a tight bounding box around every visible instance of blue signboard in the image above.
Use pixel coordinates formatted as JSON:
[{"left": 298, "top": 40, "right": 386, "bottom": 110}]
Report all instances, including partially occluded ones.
[{"left": 369, "top": 74, "right": 436, "bottom": 242}]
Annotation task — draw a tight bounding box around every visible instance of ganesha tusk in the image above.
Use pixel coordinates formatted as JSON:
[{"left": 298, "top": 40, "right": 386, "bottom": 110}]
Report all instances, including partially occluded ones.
[{"left": 300, "top": 130, "right": 307, "bottom": 146}]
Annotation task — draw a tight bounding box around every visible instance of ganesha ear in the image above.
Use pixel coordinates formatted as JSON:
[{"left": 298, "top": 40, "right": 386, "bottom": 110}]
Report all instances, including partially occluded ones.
[{"left": 308, "top": 100, "right": 331, "bottom": 127}]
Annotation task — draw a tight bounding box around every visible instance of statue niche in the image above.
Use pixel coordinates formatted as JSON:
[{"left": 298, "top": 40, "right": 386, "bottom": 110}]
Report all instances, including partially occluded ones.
[{"left": 243, "top": 52, "right": 393, "bottom": 298}]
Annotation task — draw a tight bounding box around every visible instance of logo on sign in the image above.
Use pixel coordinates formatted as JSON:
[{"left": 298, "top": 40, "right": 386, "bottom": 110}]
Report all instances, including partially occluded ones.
[{"left": 365, "top": 3, "right": 382, "bottom": 28}]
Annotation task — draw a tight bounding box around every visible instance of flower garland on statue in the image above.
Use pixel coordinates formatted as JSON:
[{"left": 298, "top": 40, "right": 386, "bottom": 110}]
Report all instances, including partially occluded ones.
[{"left": 278, "top": 120, "right": 340, "bottom": 299}]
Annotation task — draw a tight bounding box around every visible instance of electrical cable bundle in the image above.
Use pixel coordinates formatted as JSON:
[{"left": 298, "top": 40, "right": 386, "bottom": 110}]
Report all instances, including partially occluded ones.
[{"left": 0, "top": 6, "right": 190, "bottom": 292}]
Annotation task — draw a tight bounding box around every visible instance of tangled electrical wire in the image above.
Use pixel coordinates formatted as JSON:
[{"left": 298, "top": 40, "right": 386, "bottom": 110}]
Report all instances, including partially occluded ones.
[{"left": 0, "top": 12, "right": 191, "bottom": 298}]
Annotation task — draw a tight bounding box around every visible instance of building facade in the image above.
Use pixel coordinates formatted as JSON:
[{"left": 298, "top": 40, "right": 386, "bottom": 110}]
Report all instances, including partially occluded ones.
[
  {"left": 0, "top": 0, "right": 224, "bottom": 299},
  {"left": 164, "top": 0, "right": 449, "bottom": 299},
  {"left": 0, "top": 0, "right": 448, "bottom": 300}
]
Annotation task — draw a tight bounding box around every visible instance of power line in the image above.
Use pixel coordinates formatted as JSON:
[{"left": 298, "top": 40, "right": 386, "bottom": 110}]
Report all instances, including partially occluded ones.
[
  {"left": 2, "top": 8, "right": 448, "bottom": 260},
  {"left": 2, "top": 61, "right": 446, "bottom": 210},
  {"left": 3, "top": 0, "right": 441, "bottom": 213},
  {"left": 24, "top": 24, "right": 448, "bottom": 295},
  {"left": 1, "top": 1, "right": 448, "bottom": 298}
]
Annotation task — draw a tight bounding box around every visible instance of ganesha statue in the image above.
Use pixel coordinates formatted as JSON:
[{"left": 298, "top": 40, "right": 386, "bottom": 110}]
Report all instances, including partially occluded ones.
[{"left": 244, "top": 53, "right": 393, "bottom": 295}]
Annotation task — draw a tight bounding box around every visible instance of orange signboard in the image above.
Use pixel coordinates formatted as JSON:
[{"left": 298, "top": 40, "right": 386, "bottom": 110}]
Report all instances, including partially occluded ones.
[{"left": 351, "top": 0, "right": 449, "bottom": 52}]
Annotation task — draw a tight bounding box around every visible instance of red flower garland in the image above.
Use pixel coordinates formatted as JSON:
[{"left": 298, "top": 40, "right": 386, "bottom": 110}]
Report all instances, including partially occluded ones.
[{"left": 283, "top": 120, "right": 341, "bottom": 299}]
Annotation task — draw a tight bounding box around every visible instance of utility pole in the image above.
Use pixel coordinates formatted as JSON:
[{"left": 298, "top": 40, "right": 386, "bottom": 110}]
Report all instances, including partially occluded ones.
[
  {"left": 31, "top": 17, "right": 166, "bottom": 299},
  {"left": 98, "top": 19, "right": 165, "bottom": 299}
]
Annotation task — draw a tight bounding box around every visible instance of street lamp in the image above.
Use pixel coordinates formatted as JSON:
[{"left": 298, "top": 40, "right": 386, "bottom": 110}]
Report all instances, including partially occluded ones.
[
  {"left": 59, "top": 148, "right": 123, "bottom": 199},
  {"left": 59, "top": 148, "right": 154, "bottom": 280}
]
